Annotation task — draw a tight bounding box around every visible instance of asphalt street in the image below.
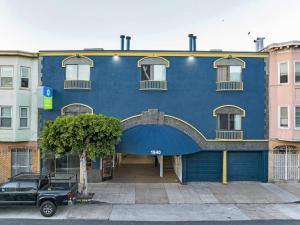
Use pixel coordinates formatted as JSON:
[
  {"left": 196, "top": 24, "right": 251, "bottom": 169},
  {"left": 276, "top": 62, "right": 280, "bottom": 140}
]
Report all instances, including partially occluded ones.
[{"left": 0, "top": 219, "right": 300, "bottom": 225}]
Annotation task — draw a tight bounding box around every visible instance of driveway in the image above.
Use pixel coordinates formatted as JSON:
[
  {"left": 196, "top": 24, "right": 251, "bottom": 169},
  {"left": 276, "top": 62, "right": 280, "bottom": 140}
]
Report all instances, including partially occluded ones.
[{"left": 89, "top": 182, "right": 300, "bottom": 204}]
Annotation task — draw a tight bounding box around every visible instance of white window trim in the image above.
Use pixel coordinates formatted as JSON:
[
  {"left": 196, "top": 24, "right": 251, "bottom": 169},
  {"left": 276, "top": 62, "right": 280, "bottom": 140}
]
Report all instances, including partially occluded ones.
[
  {"left": 0, "top": 105, "right": 13, "bottom": 129},
  {"left": 278, "top": 61, "right": 289, "bottom": 85},
  {"left": 294, "top": 60, "right": 300, "bottom": 85},
  {"left": 278, "top": 106, "right": 290, "bottom": 129},
  {"left": 20, "top": 66, "right": 31, "bottom": 89},
  {"left": 0, "top": 65, "right": 14, "bottom": 89},
  {"left": 19, "top": 106, "right": 29, "bottom": 129},
  {"left": 294, "top": 105, "right": 300, "bottom": 130}
]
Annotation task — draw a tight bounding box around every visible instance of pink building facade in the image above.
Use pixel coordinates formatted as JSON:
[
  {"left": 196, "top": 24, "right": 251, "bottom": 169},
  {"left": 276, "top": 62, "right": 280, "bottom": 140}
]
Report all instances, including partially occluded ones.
[{"left": 266, "top": 41, "right": 300, "bottom": 181}]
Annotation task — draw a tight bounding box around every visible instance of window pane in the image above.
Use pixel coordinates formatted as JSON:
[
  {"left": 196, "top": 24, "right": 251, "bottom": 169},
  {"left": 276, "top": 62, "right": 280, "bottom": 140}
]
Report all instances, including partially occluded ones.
[
  {"left": 20, "top": 118, "right": 28, "bottom": 127},
  {"left": 1, "top": 66, "right": 13, "bottom": 77},
  {"left": 20, "top": 67, "right": 30, "bottom": 78},
  {"left": 280, "top": 63, "right": 288, "bottom": 74},
  {"left": 295, "top": 62, "right": 300, "bottom": 83},
  {"left": 21, "top": 78, "right": 29, "bottom": 88},
  {"left": 229, "top": 114, "right": 235, "bottom": 130},
  {"left": 1, "top": 107, "right": 11, "bottom": 117},
  {"left": 229, "top": 66, "right": 242, "bottom": 81},
  {"left": 1, "top": 77, "right": 13, "bottom": 87},
  {"left": 295, "top": 107, "right": 300, "bottom": 128},
  {"left": 20, "top": 108, "right": 28, "bottom": 117},
  {"left": 217, "top": 66, "right": 228, "bottom": 81},
  {"left": 280, "top": 107, "right": 288, "bottom": 127},
  {"left": 141, "top": 65, "right": 151, "bottom": 81},
  {"left": 1, "top": 118, "right": 12, "bottom": 127},
  {"left": 280, "top": 63, "right": 288, "bottom": 83},
  {"left": 66, "top": 65, "right": 78, "bottom": 80},
  {"left": 218, "top": 114, "right": 228, "bottom": 130},
  {"left": 153, "top": 65, "right": 166, "bottom": 81},
  {"left": 234, "top": 115, "right": 242, "bottom": 130},
  {"left": 78, "top": 65, "right": 90, "bottom": 81}
]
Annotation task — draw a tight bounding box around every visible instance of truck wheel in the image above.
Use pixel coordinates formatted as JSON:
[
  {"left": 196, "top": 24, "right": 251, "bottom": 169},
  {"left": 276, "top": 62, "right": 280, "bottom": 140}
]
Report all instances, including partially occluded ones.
[{"left": 40, "top": 200, "right": 56, "bottom": 217}]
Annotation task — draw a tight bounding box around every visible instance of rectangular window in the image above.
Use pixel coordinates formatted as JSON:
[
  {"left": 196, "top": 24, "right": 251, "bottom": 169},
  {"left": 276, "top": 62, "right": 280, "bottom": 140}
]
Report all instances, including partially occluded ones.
[
  {"left": 141, "top": 64, "right": 166, "bottom": 81},
  {"left": 0, "top": 106, "right": 12, "bottom": 128},
  {"left": 217, "top": 66, "right": 242, "bottom": 82},
  {"left": 279, "top": 62, "right": 288, "bottom": 84},
  {"left": 11, "top": 148, "right": 32, "bottom": 176},
  {"left": 218, "top": 114, "right": 241, "bottom": 130},
  {"left": 20, "top": 67, "right": 30, "bottom": 88},
  {"left": 66, "top": 65, "right": 90, "bottom": 81},
  {"left": 0, "top": 66, "right": 13, "bottom": 88},
  {"left": 279, "top": 106, "right": 289, "bottom": 128},
  {"left": 295, "top": 62, "right": 300, "bottom": 83},
  {"left": 19, "top": 107, "right": 29, "bottom": 128},
  {"left": 295, "top": 106, "right": 300, "bottom": 128}
]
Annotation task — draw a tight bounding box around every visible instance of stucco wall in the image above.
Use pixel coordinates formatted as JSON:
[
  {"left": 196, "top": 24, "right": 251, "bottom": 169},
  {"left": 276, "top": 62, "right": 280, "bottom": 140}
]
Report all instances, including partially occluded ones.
[{"left": 40, "top": 54, "right": 267, "bottom": 141}]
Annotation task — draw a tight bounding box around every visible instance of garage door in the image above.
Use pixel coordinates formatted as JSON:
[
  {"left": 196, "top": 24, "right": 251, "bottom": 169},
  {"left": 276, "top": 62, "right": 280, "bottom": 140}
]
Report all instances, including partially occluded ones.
[
  {"left": 183, "top": 151, "right": 222, "bottom": 182},
  {"left": 228, "top": 151, "right": 267, "bottom": 182}
]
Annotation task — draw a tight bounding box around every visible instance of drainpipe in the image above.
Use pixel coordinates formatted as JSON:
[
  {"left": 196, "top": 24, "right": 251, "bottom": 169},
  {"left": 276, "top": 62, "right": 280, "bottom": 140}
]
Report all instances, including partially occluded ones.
[
  {"left": 188, "top": 34, "right": 193, "bottom": 51},
  {"left": 126, "top": 36, "right": 131, "bottom": 51},
  {"left": 120, "top": 35, "right": 125, "bottom": 51},
  {"left": 193, "top": 35, "right": 197, "bottom": 51}
]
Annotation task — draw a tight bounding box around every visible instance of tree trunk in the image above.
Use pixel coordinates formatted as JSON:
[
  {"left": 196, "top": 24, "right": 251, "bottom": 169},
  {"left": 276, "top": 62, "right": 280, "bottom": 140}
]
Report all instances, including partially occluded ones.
[{"left": 80, "top": 150, "right": 88, "bottom": 197}]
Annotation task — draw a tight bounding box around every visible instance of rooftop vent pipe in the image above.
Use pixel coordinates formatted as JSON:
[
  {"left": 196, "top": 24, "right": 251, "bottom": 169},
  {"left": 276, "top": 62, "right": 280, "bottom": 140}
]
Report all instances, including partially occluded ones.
[
  {"left": 254, "top": 37, "right": 265, "bottom": 51},
  {"left": 120, "top": 35, "right": 125, "bottom": 51},
  {"left": 126, "top": 36, "right": 131, "bottom": 51},
  {"left": 193, "top": 35, "right": 197, "bottom": 51},
  {"left": 188, "top": 34, "right": 193, "bottom": 51}
]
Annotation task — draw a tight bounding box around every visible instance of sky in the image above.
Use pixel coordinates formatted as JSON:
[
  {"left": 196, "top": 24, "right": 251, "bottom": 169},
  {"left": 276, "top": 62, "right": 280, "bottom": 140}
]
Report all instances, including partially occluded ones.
[{"left": 0, "top": 0, "right": 299, "bottom": 52}]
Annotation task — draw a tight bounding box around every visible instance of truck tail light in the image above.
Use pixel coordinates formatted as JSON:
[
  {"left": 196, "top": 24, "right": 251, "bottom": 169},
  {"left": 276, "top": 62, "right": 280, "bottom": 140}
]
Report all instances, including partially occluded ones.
[{"left": 67, "top": 192, "right": 73, "bottom": 200}]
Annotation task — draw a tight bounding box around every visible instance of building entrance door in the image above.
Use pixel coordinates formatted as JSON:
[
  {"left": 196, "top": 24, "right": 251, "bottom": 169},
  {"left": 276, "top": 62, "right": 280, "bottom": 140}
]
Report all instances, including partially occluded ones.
[{"left": 102, "top": 156, "right": 114, "bottom": 181}]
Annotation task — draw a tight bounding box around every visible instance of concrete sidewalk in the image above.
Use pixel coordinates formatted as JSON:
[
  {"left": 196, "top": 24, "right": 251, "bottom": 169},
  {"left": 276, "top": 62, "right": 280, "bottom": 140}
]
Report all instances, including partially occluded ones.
[
  {"left": 89, "top": 182, "right": 300, "bottom": 204},
  {"left": 1, "top": 203, "right": 300, "bottom": 221}
]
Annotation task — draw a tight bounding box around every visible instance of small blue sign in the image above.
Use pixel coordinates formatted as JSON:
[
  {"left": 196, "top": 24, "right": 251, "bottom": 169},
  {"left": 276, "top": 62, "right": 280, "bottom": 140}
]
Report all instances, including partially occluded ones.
[{"left": 43, "top": 86, "right": 53, "bottom": 98}]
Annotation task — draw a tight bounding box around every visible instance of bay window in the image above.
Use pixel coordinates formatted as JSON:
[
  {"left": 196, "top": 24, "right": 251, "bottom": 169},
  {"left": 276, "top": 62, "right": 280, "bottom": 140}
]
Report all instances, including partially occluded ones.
[
  {"left": 20, "top": 67, "right": 30, "bottom": 88},
  {"left": 279, "top": 62, "right": 288, "bottom": 84},
  {"left": 0, "top": 106, "right": 12, "bottom": 128}
]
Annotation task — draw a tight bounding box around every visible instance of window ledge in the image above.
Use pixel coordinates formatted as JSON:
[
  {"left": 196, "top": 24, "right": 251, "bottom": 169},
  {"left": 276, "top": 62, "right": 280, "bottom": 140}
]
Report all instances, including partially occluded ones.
[
  {"left": 216, "top": 81, "right": 243, "bottom": 91},
  {"left": 0, "top": 127, "right": 13, "bottom": 130},
  {"left": 139, "top": 80, "right": 167, "bottom": 90},
  {"left": 19, "top": 87, "right": 30, "bottom": 91},
  {"left": 0, "top": 87, "right": 14, "bottom": 90},
  {"left": 64, "top": 80, "right": 91, "bottom": 90}
]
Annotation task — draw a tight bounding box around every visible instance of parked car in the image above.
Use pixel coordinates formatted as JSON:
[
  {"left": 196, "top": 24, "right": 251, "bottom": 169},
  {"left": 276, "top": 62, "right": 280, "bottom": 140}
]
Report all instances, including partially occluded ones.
[{"left": 0, "top": 172, "right": 78, "bottom": 217}]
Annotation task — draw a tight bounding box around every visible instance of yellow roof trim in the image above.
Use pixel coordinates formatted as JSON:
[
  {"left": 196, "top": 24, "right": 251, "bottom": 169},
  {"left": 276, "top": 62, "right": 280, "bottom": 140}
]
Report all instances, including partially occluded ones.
[{"left": 39, "top": 51, "right": 269, "bottom": 58}]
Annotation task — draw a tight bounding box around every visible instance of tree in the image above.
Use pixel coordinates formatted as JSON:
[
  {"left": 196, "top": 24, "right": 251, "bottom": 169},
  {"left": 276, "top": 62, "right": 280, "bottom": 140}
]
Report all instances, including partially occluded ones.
[{"left": 40, "top": 114, "right": 123, "bottom": 197}]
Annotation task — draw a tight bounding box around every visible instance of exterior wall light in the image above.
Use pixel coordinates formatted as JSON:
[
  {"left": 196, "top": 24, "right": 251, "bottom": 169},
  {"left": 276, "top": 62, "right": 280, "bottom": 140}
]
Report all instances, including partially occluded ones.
[{"left": 113, "top": 55, "right": 120, "bottom": 61}]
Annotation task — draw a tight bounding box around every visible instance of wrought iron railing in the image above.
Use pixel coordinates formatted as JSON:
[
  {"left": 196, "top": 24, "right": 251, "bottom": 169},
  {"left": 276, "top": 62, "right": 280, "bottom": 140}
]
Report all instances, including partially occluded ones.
[
  {"left": 140, "top": 80, "right": 167, "bottom": 90},
  {"left": 64, "top": 80, "right": 91, "bottom": 90},
  {"left": 216, "top": 81, "right": 243, "bottom": 91},
  {"left": 216, "top": 130, "right": 243, "bottom": 140}
]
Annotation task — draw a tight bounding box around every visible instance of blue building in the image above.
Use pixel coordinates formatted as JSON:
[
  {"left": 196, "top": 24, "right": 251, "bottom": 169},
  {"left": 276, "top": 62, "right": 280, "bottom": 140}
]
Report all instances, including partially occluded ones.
[{"left": 39, "top": 36, "right": 269, "bottom": 183}]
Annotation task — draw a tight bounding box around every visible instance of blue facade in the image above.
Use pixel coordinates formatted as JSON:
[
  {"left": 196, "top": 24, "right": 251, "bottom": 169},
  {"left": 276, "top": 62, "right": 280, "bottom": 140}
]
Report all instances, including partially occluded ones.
[
  {"left": 41, "top": 54, "right": 266, "bottom": 140},
  {"left": 40, "top": 50, "right": 269, "bottom": 182}
]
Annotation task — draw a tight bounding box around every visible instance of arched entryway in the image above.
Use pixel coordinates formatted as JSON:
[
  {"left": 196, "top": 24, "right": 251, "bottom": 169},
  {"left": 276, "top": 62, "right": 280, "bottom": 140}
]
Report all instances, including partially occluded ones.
[{"left": 111, "top": 109, "right": 201, "bottom": 183}]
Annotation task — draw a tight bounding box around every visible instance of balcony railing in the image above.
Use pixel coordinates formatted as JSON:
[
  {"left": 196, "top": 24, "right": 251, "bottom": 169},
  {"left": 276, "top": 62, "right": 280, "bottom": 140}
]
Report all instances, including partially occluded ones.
[
  {"left": 216, "top": 81, "right": 243, "bottom": 91},
  {"left": 216, "top": 130, "right": 243, "bottom": 140},
  {"left": 64, "top": 80, "right": 91, "bottom": 90},
  {"left": 140, "top": 80, "right": 167, "bottom": 90}
]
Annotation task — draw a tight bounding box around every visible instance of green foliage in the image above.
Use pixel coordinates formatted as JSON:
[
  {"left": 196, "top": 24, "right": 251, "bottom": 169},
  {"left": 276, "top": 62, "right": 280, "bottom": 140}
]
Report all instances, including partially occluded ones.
[{"left": 40, "top": 114, "right": 123, "bottom": 159}]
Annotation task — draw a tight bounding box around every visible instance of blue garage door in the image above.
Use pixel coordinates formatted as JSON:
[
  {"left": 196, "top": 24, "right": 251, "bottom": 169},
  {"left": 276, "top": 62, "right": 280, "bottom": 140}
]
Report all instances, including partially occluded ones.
[
  {"left": 183, "top": 151, "right": 222, "bottom": 182},
  {"left": 228, "top": 151, "right": 267, "bottom": 182}
]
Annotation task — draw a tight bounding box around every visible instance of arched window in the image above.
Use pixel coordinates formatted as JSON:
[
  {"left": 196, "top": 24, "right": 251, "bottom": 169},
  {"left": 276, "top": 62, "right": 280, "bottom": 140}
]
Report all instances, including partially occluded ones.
[
  {"left": 61, "top": 103, "right": 93, "bottom": 116},
  {"left": 62, "top": 55, "right": 94, "bottom": 90},
  {"left": 213, "top": 105, "right": 245, "bottom": 140},
  {"left": 273, "top": 145, "right": 297, "bottom": 154},
  {"left": 137, "top": 57, "right": 170, "bottom": 90},
  {"left": 213, "top": 57, "right": 245, "bottom": 91}
]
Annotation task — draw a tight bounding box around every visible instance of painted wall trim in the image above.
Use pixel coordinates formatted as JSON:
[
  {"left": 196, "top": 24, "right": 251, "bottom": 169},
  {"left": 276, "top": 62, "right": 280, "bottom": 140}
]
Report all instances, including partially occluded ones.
[
  {"left": 213, "top": 57, "right": 246, "bottom": 69},
  {"left": 212, "top": 105, "right": 246, "bottom": 117},
  {"left": 39, "top": 51, "right": 269, "bottom": 58},
  {"left": 121, "top": 113, "right": 266, "bottom": 142},
  {"left": 137, "top": 56, "right": 170, "bottom": 68},
  {"left": 61, "top": 55, "right": 94, "bottom": 67},
  {"left": 61, "top": 103, "right": 94, "bottom": 115}
]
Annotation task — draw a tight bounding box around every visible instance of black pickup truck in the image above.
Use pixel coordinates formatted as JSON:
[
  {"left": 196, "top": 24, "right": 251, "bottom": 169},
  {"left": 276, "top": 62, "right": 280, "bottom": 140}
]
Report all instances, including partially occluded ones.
[{"left": 0, "top": 173, "right": 78, "bottom": 217}]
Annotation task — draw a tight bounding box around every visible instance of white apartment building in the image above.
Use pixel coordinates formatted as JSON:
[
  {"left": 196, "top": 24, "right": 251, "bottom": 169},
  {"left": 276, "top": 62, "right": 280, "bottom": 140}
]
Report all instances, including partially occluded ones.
[{"left": 0, "top": 51, "right": 39, "bottom": 182}]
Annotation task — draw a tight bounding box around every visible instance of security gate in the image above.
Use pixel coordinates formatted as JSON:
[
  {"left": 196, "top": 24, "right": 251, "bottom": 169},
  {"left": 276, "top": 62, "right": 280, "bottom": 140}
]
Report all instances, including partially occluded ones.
[{"left": 273, "top": 151, "right": 300, "bottom": 181}]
